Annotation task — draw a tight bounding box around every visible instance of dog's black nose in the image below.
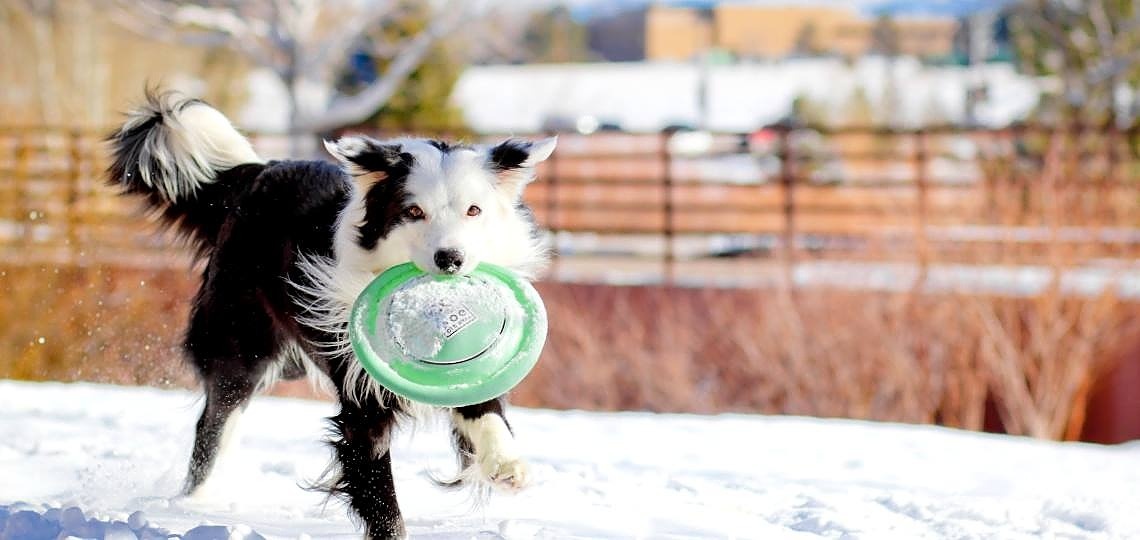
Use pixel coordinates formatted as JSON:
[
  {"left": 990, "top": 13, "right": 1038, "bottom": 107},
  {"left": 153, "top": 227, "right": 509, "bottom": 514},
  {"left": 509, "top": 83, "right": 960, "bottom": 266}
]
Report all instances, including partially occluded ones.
[{"left": 433, "top": 248, "right": 464, "bottom": 273}]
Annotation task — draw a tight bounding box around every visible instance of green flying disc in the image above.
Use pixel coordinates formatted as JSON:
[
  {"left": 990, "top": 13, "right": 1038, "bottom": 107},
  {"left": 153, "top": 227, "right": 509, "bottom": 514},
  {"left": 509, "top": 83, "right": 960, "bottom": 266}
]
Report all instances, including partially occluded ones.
[{"left": 349, "top": 262, "right": 548, "bottom": 407}]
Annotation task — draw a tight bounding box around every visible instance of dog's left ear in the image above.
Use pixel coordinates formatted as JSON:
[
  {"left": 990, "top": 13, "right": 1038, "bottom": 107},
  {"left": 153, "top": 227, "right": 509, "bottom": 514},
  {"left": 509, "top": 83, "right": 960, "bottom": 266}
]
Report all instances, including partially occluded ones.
[
  {"left": 324, "top": 136, "right": 410, "bottom": 188},
  {"left": 486, "top": 137, "right": 557, "bottom": 197}
]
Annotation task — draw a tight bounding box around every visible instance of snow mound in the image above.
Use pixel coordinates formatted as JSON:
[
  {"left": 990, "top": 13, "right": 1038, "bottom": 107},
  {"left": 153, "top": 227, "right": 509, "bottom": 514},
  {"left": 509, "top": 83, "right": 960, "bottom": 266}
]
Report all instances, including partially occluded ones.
[
  {"left": 0, "top": 503, "right": 264, "bottom": 540},
  {"left": 3, "top": 380, "right": 1140, "bottom": 539}
]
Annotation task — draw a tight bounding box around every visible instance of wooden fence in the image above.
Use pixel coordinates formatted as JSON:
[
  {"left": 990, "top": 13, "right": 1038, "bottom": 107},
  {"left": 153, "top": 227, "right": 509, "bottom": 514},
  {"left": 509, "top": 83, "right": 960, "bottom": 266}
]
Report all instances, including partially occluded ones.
[
  {"left": 0, "top": 127, "right": 176, "bottom": 267},
  {"left": 1, "top": 125, "right": 1138, "bottom": 282}
]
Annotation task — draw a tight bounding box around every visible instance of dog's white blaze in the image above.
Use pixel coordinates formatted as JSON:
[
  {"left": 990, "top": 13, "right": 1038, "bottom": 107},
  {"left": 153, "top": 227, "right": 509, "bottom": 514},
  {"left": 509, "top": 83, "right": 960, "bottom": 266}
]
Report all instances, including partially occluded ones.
[
  {"left": 125, "top": 100, "right": 262, "bottom": 201},
  {"left": 327, "top": 137, "right": 552, "bottom": 279},
  {"left": 402, "top": 145, "right": 501, "bottom": 275}
]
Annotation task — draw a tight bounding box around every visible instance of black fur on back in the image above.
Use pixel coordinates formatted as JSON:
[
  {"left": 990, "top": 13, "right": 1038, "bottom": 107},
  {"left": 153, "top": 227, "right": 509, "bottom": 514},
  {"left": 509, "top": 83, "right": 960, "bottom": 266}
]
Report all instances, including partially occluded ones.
[
  {"left": 132, "top": 163, "right": 266, "bottom": 259},
  {"left": 181, "top": 159, "right": 352, "bottom": 367}
]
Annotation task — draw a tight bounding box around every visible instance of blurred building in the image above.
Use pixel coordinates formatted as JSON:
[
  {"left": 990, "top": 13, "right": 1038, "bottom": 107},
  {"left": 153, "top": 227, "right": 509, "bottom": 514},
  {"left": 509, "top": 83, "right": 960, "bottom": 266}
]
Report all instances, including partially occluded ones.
[
  {"left": 641, "top": 4, "right": 953, "bottom": 61},
  {"left": 645, "top": 6, "right": 714, "bottom": 61},
  {"left": 593, "top": 3, "right": 960, "bottom": 62}
]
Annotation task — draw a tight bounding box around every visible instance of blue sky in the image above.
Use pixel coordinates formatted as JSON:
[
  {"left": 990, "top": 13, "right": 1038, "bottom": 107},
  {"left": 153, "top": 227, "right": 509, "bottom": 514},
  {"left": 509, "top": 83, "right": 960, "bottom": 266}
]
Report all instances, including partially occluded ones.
[{"left": 561, "top": 0, "right": 1019, "bottom": 20}]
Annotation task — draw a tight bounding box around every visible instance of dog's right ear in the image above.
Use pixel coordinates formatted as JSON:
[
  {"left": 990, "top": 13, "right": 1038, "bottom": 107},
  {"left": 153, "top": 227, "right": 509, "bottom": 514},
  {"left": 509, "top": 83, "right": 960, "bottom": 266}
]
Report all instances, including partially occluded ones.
[
  {"left": 486, "top": 137, "right": 557, "bottom": 198},
  {"left": 324, "top": 136, "right": 410, "bottom": 187}
]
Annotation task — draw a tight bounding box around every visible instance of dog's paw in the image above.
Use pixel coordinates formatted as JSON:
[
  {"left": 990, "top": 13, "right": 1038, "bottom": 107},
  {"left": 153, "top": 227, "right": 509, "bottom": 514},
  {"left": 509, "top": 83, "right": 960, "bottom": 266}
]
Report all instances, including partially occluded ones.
[{"left": 479, "top": 454, "right": 530, "bottom": 492}]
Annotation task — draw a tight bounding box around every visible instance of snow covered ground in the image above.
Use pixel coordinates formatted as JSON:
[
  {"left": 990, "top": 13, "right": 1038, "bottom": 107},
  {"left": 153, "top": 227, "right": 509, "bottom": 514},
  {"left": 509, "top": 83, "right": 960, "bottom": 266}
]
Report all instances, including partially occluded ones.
[{"left": 3, "top": 380, "right": 1140, "bottom": 539}]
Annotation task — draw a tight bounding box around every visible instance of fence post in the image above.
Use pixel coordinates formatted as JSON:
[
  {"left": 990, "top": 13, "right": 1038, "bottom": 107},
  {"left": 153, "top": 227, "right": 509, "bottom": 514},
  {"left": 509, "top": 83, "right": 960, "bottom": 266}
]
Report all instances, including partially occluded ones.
[
  {"left": 67, "top": 129, "right": 83, "bottom": 264},
  {"left": 544, "top": 131, "right": 560, "bottom": 279},
  {"left": 15, "top": 131, "right": 32, "bottom": 247},
  {"left": 661, "top": 132, "right": 675, "bottom": 285},
  {"left": 913, "top": 128, "right": 929, "bottom": 290},
  {"left": 1012, "top": 122, "right": 1028, "bottom": 226},
  {"left": 982, "top": 127, "right": 1000, "bottom": 220},
  {"left": 1103, "top": 121, "right": 1118, "bottom": 235},
  {"left": 777, "top": 124, "right": 796, "bottom": 288}
]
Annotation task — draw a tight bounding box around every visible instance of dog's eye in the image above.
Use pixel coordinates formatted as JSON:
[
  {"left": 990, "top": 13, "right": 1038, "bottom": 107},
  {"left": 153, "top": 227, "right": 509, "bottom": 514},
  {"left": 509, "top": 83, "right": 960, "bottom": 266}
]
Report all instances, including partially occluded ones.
[
  {"left": 404, "top": 205, "right": 425, "bottom": 220},
  {"left": 466, "top": 205, "right": 482, "bottom": 217}
]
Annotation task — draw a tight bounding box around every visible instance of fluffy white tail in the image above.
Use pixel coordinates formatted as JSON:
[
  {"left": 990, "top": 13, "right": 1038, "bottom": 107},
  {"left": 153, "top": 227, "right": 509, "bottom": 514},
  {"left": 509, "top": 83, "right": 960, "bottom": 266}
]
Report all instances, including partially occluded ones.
[{"left": 107, "top": 90, "right": 262, "bottom": 202}]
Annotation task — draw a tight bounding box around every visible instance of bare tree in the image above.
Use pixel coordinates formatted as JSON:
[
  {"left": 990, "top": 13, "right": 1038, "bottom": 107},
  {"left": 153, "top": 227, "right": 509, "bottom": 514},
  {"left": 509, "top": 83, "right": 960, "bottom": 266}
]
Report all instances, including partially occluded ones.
[
  {"left": 107, "top": 0, "right": 476, "bottom": 141},
  {"left": 1012, "top": 0, "right": 1140, "bottom": 125},
  {"left": 13, "top": 0, "right": 63, "bottom": 124}
]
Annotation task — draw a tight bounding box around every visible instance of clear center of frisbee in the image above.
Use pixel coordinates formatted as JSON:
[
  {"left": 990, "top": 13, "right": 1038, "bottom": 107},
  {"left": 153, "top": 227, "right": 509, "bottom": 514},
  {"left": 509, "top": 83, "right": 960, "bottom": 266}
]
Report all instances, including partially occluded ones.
[
  {"left": 349, "top": 262, "right": 549, "bottom": 407},
  {"left": 384, "top": 275, "right": 514, "bottom": 365}
]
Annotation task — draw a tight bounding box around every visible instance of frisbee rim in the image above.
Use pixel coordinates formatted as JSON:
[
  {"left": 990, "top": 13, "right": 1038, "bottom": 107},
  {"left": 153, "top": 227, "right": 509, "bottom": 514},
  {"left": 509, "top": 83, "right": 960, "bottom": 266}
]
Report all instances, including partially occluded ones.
[{"left": 348, "top": 262, "right": 546, "bottom": 407}]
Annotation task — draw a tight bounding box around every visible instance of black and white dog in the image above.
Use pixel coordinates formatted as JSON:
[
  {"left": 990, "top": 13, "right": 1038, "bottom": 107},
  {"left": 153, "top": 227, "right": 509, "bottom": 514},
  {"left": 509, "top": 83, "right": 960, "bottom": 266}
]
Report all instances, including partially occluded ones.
[{"left": 106, "top": 91, "right": 555, "bottom": 539}]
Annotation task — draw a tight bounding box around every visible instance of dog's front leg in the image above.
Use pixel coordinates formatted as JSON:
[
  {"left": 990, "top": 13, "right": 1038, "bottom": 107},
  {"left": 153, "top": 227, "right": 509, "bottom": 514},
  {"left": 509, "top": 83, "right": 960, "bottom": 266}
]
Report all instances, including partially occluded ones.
[
  {"left": 451, "top": 397, "right": 529, "bottom": 491},
  {"left": 328, "top": 397, "right": 405, "bottom": 539}
]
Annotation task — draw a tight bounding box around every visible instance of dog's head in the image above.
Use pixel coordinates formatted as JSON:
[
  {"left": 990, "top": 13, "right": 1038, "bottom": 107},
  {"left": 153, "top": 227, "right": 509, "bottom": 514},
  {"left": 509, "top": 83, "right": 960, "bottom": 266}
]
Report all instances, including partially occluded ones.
[{"left": 325, "top": 136, "right": 556, "bottom": 277}]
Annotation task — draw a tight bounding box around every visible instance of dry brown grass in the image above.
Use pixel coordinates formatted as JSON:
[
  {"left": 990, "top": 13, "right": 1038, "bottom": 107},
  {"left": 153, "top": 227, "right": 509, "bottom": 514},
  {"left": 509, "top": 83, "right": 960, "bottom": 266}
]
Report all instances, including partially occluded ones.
[
  {"left": 4, "top": 260, "right": 1132, "bottom": 443},
  {"left": 511, "top": 281, "right": 1138, "bottom": 439}
]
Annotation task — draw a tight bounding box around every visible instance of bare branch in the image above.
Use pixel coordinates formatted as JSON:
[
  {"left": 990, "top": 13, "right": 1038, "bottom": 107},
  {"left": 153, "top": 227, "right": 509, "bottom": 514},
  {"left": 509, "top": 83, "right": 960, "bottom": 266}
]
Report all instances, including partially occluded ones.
[
  {"left": 105, "top": 3, "right": 228, "bottom": 46},
  {"left": 105, "top": 0, "right": 288, "bottom": 76},
  {"left": 12, "top": 0, "right": 55, "bottom": 16},
  {"left": 1088, "top": 0, "right": 1115, "bottom": 57},
  {"left": 103, "top": 0, "right": 477, "bottom": 134},
  {"left": 295, "top": 1, "right": 470, "bottom": 132},
  {"left": 1085, "top": 47, "right": 1140, "bottom": 85},
  {"left": 463, "top": 11, "right": 532, "bottom": 63},
  {"left": 298, "top": 0, "right": 399, "bottom": 79},
  {"left": 1111, "top": 13, "right": 1140, "bottom": 45}
]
